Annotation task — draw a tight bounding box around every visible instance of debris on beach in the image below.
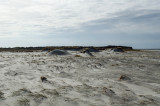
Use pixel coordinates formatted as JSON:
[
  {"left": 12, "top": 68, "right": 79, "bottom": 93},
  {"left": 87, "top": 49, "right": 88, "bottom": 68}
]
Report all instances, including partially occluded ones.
[
  {"left": 119, "top": 74, "right": 131, "bottom": 81},
  {"left": 41, "top": 76, "right": 47, "bottom": 82}
]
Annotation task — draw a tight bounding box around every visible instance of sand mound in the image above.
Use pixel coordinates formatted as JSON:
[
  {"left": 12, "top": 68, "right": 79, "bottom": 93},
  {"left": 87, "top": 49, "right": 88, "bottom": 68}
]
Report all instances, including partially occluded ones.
[
  {"left": 84, "top": 50, "right": 94, "bottom": 56},
  {"left": 81, "top": 47, "right": 99, "bottom": 53},
  {"left": 86, "top": 47, "right": 99, "bottom": 52},
  {"left": 80, "top": 48, "right": 98, "bottom": 57},
  {"left": 49, "top": 49, "right": 70, "bottom": 55},
  {"left": 112, "top": 48, "right": 124, "bottom": 52}
]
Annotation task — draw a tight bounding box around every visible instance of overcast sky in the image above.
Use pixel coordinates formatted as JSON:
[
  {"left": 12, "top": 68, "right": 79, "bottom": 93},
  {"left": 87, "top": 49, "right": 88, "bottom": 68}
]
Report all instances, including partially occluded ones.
[{"left": 0, "top": 0, "right": 160, "bottom": 48}]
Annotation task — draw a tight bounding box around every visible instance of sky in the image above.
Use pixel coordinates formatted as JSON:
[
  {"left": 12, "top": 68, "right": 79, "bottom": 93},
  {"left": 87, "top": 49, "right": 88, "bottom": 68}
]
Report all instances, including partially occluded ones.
[{"left": 0, "top": 0, "right": 160, "bottom": 49}]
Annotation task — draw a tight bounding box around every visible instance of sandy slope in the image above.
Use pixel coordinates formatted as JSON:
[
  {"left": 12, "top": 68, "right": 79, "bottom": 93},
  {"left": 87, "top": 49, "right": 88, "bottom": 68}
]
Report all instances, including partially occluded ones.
[{"left": 0, "top": 50, "right": 160, "bottom": 106}]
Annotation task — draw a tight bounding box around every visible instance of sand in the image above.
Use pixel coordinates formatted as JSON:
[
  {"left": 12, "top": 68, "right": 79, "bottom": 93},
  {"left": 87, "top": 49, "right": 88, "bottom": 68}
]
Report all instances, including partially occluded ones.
[{"left": 0, "top": 50, "right": 160, "bottom": 106}]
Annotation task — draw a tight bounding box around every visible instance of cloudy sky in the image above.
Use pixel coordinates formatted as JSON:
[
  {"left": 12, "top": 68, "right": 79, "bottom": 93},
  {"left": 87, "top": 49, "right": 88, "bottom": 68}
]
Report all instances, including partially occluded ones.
[{"left": 0, "top": 0, "right": 160, "bottom": 48}]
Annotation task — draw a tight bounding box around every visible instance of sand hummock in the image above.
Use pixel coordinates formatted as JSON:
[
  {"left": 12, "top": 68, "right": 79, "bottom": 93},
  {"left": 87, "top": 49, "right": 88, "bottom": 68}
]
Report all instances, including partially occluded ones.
[
  {"left": 49, "top": 49, "right": 70, "bottom": 55},
  {"left": 0, "top": 50, "right": 160, "bottom": 106}
]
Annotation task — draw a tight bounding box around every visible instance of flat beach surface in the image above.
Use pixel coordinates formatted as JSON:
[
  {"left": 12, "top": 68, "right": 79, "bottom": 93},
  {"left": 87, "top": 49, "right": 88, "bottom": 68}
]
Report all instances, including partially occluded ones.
[{"left": 0, "top": 50, "right": 160, "bottom": 106}]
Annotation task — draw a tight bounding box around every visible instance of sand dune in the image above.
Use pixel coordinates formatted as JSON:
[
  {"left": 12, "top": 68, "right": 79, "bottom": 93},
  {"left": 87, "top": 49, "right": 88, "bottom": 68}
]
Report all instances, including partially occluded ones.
[{"left": 0, "top": 50, "right": 160, "bottom": 106}]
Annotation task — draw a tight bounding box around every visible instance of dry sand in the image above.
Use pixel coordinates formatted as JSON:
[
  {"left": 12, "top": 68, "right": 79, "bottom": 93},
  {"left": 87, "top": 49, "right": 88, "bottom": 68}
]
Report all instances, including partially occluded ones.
[{"left": 0, "top": 50, "right": 160, "bottom": 106}]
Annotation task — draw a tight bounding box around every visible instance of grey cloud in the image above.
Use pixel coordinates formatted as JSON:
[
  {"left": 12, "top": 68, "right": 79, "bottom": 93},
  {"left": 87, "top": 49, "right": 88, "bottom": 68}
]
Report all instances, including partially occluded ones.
[
  {"left": 79, "top": 9, "right": 160, "bottom": 33},
  {"left": 55, "top": 9, "right": 160, "bottom": 48}
]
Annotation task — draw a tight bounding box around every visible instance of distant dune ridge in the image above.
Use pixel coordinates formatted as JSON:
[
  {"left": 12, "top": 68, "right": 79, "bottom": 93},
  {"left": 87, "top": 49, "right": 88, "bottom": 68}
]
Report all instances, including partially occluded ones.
[{"left": 0, "top": 45, "right": 133, "bottom": 52}]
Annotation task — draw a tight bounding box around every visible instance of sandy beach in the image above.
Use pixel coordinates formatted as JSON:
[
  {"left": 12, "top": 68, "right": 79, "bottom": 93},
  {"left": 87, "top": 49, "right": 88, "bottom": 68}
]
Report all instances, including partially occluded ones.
[{"left": 0, "top": 50, "right": 160, "bottom": 106}]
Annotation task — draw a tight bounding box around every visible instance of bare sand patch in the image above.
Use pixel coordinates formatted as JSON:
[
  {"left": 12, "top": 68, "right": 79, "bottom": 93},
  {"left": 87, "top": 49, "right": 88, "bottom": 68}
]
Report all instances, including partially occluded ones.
[{"left": 0, "top": 50, "right": 159, "bottom": 106}]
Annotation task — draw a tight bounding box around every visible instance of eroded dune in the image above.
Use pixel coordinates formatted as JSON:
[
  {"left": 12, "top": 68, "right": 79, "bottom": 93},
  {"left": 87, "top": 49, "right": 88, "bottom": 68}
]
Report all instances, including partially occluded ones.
[{"left": 0, "top": 50, "right": 160, "bottom": 106}]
